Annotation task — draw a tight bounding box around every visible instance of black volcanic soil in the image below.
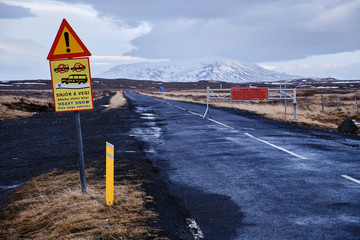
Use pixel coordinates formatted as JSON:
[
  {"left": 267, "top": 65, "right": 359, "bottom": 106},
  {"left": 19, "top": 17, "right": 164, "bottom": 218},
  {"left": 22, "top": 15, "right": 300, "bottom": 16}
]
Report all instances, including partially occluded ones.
[{"left": 0, "top": 91, "right": 195, "bottom": 239}]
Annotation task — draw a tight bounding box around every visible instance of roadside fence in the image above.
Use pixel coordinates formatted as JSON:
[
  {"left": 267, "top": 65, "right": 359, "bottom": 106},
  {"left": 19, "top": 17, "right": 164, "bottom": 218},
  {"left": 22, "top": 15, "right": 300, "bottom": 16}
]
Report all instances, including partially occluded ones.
[{"left": 300, "top": 94, "right": 359, "bottom": 113}]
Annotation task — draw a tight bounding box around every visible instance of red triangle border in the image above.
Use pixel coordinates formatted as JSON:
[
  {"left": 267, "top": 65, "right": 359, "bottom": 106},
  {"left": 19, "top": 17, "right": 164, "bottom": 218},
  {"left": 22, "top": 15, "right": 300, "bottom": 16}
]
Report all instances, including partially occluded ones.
[{"left": 47, "top": 18, "right": 91, "bottom": 60}]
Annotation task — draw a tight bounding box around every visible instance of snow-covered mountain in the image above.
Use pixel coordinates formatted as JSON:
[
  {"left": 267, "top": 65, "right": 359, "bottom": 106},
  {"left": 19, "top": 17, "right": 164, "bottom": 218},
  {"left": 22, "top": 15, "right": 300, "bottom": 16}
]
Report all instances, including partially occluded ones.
[{"left": 101, "top": 57, "right": 297, "bottom": 82}]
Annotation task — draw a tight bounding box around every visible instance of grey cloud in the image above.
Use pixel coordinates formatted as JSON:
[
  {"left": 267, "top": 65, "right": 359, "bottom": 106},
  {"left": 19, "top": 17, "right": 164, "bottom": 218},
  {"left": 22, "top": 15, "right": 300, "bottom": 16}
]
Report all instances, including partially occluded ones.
[
  {"left": 61, "top": 0, "right": 360, "bottom": 62},
  {"left": 0, "top": 2, "right": 35, "bottom": 19},
  {"left": 61, "top": 0, "right": 253, "bottom": 20},
  {"left": 131, "top": 0, "right": 360, "bottom": 61}
]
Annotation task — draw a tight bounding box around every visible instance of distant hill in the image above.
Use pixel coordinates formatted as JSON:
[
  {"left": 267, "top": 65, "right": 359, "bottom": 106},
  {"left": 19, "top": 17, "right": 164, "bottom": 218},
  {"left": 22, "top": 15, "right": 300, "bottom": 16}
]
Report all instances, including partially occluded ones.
[{"left": 101, "top": 57, "right": 298, "bottom": 82}]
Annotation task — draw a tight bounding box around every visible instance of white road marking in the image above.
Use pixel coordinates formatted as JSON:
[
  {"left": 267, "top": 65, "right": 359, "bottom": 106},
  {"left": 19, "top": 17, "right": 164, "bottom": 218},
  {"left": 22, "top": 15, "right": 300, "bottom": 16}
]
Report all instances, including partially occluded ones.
[
  {"left": 188, "top": 111, "right": 204, "bottom": 117},
  {"left": 208, "top": 118, "right": 235, "bottom": 129},
  {"left": 175, "top": 106, "right": 187, "bottom": 111},
  {"left": 244, "top": 133, "right": 307, "bottom": 160},
  {"left": 186, "top": 218, "right": 205, "bottom": 240},
  {"left": 160, "top": 101, "right": 306, "bottom": 160},
  {"left": 342, "top": 175, "right": 360, "bottom": 185},
  {"left": 242, "top": 127, "right": 256, "bottom": 131}
]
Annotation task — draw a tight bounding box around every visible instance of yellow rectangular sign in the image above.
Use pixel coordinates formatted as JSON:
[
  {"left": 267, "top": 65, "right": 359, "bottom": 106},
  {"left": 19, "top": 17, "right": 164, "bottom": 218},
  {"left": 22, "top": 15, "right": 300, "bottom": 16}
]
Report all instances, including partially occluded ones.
[
  {"left": 106, "top": 142, "right": 114, "bottom": 206},
  {"left": 49, "top": 58, "right": 94, "bottom": 112}
]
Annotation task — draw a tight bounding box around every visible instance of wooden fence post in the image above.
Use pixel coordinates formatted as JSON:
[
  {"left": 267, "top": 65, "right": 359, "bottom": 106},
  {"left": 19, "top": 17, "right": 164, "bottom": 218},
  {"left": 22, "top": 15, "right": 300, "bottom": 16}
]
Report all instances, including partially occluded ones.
[
  {"left": 306, "top": 96, "right": 309, "bottom": 108},
  {"left": 355, "top": 96, "right": 358, "bottom": 113},
  {"left": 321, "top": 95, "right": 324, "bottom": 111}
]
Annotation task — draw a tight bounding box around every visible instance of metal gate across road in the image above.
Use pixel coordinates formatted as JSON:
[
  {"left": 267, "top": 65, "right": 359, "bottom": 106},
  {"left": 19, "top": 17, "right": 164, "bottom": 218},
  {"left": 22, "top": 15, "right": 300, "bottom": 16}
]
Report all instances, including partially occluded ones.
[{"left": 203, "top": 86, "right": 297, "bottom": 121}]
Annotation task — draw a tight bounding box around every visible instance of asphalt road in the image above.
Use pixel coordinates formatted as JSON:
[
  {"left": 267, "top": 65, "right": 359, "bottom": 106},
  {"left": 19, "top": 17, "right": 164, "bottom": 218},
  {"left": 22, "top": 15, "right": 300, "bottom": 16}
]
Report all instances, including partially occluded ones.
[
  {"left": 125, "top": 92, "right": 360, "bottom": 240},
  {"left": 1, "top": 91, "right": 360, "bottom": 239}
]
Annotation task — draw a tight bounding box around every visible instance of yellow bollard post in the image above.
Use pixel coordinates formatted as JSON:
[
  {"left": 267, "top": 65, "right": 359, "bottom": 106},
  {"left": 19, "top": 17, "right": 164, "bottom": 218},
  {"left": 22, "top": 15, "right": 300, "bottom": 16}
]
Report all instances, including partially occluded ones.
[{"left": 106, "top": 142, "right": 114, "bottom": 206}]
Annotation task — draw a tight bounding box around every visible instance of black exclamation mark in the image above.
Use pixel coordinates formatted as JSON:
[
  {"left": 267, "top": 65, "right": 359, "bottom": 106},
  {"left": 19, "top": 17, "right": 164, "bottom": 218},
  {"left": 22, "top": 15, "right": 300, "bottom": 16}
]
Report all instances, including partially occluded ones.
[{"left": 64, "top": 32, "right": 70, "bottom": 53}]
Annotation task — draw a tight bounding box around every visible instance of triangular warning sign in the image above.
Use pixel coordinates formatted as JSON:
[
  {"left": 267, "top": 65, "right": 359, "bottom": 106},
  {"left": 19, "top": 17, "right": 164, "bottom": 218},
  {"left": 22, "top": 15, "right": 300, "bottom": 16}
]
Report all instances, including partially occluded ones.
[{"left": 47, "top": 19, "right": 91, "bottom": 60}]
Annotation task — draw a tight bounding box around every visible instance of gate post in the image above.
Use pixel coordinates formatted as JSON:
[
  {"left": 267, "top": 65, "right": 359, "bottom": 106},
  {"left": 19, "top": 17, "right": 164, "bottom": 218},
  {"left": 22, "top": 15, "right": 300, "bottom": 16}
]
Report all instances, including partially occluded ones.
[
  {"left": 284, "top": 85, "right": 287, "bottom": 121},
  {"left": 203, "top": 86, "right": 212, "bottom": 119},
  {"left": 293, "top": 88, "right": 297, "bottom": 122}
]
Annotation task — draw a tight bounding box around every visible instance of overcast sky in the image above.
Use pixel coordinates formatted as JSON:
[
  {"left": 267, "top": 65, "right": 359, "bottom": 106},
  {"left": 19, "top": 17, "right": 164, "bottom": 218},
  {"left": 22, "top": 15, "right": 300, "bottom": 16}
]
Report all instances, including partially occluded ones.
[{"left": 1, "top": 0, "right": 360, "bottom": 80}]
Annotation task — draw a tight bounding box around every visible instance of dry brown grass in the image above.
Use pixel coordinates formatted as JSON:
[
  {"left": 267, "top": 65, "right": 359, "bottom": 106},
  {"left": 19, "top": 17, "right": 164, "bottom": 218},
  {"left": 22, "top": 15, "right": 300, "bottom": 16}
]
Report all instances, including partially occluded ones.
[
  {"left": 0, "top": 95, "right": 53, "bottom": 120},
  {"left": 0, "top": 90, "right": 118, "bottom": 121},
  {"left": 139, "top": 89, "right": 360, "bottom": 131},
  {"left": 0, "top": 169, "right": 167, "bottom": 240}
]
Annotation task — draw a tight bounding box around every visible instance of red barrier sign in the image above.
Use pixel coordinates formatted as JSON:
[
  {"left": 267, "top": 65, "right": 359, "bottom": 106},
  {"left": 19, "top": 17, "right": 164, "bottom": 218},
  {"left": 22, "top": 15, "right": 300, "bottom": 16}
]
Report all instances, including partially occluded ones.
[{"left": 231, "top": 88, "right": 268, "bottom": 101}]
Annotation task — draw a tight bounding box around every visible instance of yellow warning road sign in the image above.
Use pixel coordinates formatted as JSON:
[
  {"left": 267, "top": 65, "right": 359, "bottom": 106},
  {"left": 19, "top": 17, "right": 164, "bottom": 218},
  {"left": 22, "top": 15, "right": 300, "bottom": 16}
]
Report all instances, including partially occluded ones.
[
  {"left": 47, "top": 18, "right": 91, "bottom": 60},
  {"left": 49, "top": 58, "right": 94, "bottom": 112}
]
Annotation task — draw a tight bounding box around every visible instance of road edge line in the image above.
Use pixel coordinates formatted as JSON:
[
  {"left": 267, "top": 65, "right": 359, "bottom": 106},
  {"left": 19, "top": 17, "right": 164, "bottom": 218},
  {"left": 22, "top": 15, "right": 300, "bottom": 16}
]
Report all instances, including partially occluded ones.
[
  {"left": 244, "top": 133, "right": 307, "bottom": 160},
  {"left": 342, "top": 175, "right": 360, "bottom": 185}
]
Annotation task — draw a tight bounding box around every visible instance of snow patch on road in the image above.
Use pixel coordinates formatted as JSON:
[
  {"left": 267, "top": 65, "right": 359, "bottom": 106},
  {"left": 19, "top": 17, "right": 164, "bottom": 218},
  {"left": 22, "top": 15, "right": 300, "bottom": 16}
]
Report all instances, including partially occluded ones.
[
  {"left": 131, "top": 107, "right": 163, "bottom": 154},
  {"left": 186, "top": 218, "right": 205, "bottom": 240}
]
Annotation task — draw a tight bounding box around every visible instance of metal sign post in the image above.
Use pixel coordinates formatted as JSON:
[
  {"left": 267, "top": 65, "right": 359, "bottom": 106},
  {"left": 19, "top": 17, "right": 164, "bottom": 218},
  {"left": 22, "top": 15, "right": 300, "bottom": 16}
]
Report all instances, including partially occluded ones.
[
  {"left": 75, "top": 111, "right": 87, "bottom": 194},
  {"left": 47, "top": 18, "right": 92, "bottom": 194}
]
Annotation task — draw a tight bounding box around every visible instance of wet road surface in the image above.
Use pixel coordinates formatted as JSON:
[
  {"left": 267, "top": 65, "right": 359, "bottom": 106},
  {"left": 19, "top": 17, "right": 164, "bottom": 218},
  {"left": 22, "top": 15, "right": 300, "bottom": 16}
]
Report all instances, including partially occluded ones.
[
  {"left": 1, "top": 91, "right": 360, "bottom": 239},
  {"left": 125, "top": 92, "right": 360, "bottom": 240}
]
